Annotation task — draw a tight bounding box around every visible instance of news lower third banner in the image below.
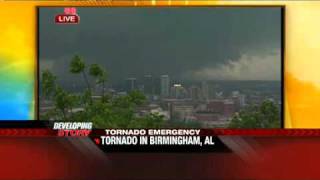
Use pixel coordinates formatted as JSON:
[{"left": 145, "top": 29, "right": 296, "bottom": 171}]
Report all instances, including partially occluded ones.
[
  {"left": 52, "top": 122, "right": 231, "bottom": 152},
  {"left": 91, "top": 129, "right": 230, "bottom": 153},
  {"left": 3, "top": 121, "right": 320, "bottom": 153}
]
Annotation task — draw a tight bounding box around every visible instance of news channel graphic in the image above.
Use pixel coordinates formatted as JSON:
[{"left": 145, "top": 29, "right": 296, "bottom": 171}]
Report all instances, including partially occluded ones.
[
  {"left": 51, "top": 122, "right": 230, "bottom": 152},
  {"left": 38, "top": 7, "right": 283, "bottom": 128},
  {"left": 55, "top": 7, "right": 80, "bottom": 24}
]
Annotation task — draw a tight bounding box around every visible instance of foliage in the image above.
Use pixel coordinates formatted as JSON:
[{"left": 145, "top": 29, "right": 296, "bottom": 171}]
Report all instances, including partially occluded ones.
[
  {"left": 40, "top": 69, "right": 57, "bottom": 99},
  {"left": 70, "top": 55, "right": 85, "bottom": 74},
  {"left": 40, "top": 55, "right": 165, "bottom": 128},
  {"left": 41, "top": 55, "right": 280, "bottom": 129},
  {"left": 89, "top": 64, "right": 107, "bottom": 84},
  {"left": 70, "top": 55, "right": 91, "bottom": 92},
  {"left": 53, "top": 87, "right": 77, "bottom": 120},
  {"left": 228, "top": 100, "right": 280, "bottom": 128}
]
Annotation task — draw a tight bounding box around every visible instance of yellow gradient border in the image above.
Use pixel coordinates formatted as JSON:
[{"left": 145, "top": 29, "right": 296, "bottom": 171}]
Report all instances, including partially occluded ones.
[{"left": 1, "top": 0, "right": 319, "bottom": 128}]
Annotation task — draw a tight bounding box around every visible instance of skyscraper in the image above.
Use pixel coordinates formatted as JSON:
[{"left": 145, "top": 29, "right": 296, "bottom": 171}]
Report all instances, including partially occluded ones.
[
  {"left": 160, "top": 75, "right": 170, "bottom": 98},
  {"left": 143, "top": 75, "right": 153, "bottom": 95},
  {"left": 232, "top": 91, "right": 246, "bottom": 110},
  {"left": 171, "top": 84, "right": 188, "bottom": 99},
  {"left": 125, "top": 78, "right": 137, "bottom": 92},
  {"left": 189, "top": 86, "right": 201, "bottom": 101},
  {"left": 201, "top": 81, "right": 209, "bottom": 101}
]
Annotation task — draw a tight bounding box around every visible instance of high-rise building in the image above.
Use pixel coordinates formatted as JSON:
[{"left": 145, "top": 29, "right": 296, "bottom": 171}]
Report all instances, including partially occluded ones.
[
  {"left": 201, "top": 81, "right": 209, "bottom": 101},
  {"left": 153, "top": 77, "right": 161, "bottom": 95},
  {"left": 189, "top": 86, "right": 201, "bottom": 101},
  {"left": 160, "top": 75, "right": 170, "bottom": 98},
  {"left": 170, "top": 84, "right": 188, "bottom": 99},
  {"left": 239, "top": 94, "right": 246, "bottom": 107},
  {"left": 231, "top": 91, "right": 246, "bottom": 110},
  {"left": 125, "top": 77, "right": 137, "bottom": 92},
  {"left": 144, "top": 75, "right": 153, "bottom": 95}
]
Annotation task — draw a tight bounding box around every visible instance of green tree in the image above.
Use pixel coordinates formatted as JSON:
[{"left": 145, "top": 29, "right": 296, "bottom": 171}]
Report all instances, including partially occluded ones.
[
  {"left": 40, "top": 69, "right": 57, "bottom": 99},
  {"left": 40, "top": 55, "right": 165, "bottom": 128},
  {"left": 51, "top": 86, "right": 79, "bottom": 121},
  {"left": 229, "top": 100, "right": 280, "bottom": 128},
  {"left": 70, "top": 55, "right": 91, "bottom": 91},
  {"left": 89, "top": 63, "right": 108, "bottom": 98},
  {"left": 128, "top": 90, "right": 146, "bottom": 106}
]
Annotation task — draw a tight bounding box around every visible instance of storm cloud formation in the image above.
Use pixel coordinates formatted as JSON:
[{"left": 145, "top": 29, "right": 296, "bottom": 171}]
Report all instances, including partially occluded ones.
[{"left": 39, "top": 7, "right": 282, "bottom": 84}]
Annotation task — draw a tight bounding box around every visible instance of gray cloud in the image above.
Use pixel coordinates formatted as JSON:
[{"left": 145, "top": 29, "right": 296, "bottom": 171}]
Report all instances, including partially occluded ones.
[
  {"left": 187, "top": 49, "right": 281, "bottom": 81},
  {"left": 39, "top": 7, "right": 282, "bottom": 83}
]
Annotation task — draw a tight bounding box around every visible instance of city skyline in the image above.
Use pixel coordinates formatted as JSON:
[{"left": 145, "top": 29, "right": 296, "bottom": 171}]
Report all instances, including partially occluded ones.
[{"left": 39, "top": 7, "right": 282, "bottom": 128}]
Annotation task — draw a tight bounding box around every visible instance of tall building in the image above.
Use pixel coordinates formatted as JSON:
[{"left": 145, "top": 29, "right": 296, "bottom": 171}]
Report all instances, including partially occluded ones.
[
  {"left": 125, "top": 78, "right": 137, "bottom": 92},
  {"left": 232, "top": 91, "right": 246, "bottom": 110},
  {"left": 189, "top": 86, "right": 201, "bottom": 101},
  {"left": 143, "top": 75, "right": 153, "bottom": 95},
  {"left": 201, "top": 81, "right": 209, "bottom": 101},
  {"left": 160, "top": 75, "right": 170, "bottom": 98},
  {"left": 153, "top": 77, "right": 161, "bottom": 95},
  {"left": 170, "top": 84, "right": 188, "bottom": 99}
]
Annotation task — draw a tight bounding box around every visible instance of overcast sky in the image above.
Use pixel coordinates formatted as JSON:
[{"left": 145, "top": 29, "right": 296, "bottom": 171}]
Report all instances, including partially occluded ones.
[{"left": 39, "top": 7, "right": 282, "bottom": 83}]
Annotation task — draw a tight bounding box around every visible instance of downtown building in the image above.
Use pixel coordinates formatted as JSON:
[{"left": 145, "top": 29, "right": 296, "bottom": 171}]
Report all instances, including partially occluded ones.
[
  {"left": 125, "top": 77, "right": 137, "bottom": 92},
  {"left": 160, "top": 75, "right": 170, "bottom": 98},
  {"left": 143, "top": 75, "right": 153, "bottom": 95}
]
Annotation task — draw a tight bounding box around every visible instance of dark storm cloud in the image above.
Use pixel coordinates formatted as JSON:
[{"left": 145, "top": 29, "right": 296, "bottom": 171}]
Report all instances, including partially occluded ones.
[{"left": 39, "top": 7, "right": 281, "bottom": 83}]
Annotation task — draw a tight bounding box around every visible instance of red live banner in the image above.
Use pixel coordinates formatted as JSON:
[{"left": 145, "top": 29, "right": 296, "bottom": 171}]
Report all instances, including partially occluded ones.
[{"left": 55, "top": 14, "right": 80, "bottom": 24}]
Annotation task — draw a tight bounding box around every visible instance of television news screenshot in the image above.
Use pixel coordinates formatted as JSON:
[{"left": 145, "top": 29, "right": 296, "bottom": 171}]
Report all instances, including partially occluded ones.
[{"left": 1, "top": 0, "right": 320, "bottom": 179}]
